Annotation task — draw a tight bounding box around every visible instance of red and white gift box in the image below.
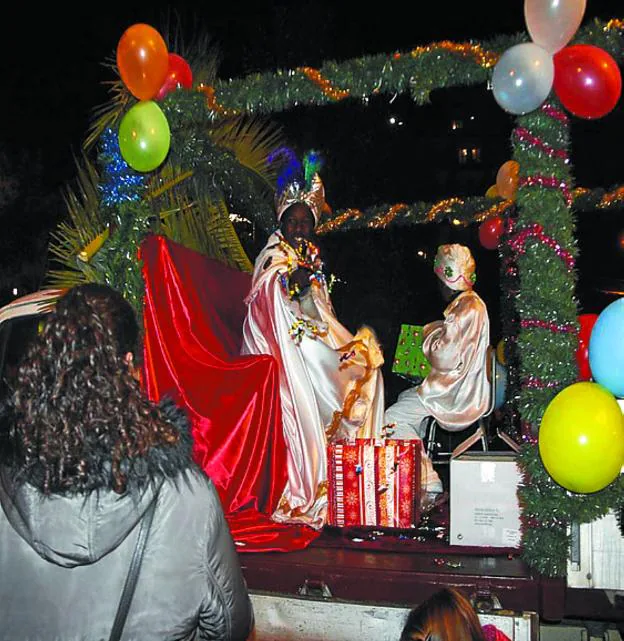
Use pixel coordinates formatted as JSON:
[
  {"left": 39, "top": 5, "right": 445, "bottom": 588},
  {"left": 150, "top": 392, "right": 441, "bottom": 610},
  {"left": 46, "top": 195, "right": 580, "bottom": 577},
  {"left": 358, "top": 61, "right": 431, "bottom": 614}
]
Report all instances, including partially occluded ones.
[{"left": 327, "top": 438, "right": 422, "bottom": 529}]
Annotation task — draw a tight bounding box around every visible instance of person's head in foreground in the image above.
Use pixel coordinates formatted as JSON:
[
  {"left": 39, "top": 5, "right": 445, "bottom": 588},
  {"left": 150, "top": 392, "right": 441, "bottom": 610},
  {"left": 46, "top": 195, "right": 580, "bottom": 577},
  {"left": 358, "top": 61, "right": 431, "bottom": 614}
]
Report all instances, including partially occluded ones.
[
  {"left": 400, "top": 587, "right": 486, "bottom": 641},
  {"left": 433, "top": 244, "right": 476, "bottom": 302},
  {"left": 4, "top": 282, "right": 180, "bottom": 495}
]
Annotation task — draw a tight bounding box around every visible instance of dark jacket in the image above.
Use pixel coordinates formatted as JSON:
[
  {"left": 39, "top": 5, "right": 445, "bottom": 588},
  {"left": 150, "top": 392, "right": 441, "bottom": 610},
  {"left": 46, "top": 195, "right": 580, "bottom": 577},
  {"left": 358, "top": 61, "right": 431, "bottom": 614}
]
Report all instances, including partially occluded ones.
[{"left": 0, "top": 400, "right": 253, "bottom": 641}]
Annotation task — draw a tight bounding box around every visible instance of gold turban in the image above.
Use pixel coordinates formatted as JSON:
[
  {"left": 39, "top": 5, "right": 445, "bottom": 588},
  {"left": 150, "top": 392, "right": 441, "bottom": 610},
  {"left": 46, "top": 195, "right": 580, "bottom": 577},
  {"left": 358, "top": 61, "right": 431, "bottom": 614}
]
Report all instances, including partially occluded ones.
[
  {"left": 275, "top": 173, "right": 325, "bottom": 226},
  {"left": 433, "top": 244, "right": 476, "bottom": 291}
]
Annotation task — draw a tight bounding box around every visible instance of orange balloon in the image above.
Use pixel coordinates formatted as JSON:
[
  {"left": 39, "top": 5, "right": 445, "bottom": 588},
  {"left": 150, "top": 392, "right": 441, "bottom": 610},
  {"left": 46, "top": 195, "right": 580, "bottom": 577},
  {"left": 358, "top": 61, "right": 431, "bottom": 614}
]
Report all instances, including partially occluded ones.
[
  {"left": 496, "top": 160, "right": 520, "bottom": 200},
  {"left": 117, "top": 24, "right": 169, "bottom": 101}
]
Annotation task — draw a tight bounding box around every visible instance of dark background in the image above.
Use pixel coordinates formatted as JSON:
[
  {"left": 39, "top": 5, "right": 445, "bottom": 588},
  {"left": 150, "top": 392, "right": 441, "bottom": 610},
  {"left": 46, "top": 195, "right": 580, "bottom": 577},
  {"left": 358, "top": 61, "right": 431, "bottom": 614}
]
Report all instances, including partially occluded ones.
[{"left": 1, "top": 0, "right": 623, "bottom": 400}]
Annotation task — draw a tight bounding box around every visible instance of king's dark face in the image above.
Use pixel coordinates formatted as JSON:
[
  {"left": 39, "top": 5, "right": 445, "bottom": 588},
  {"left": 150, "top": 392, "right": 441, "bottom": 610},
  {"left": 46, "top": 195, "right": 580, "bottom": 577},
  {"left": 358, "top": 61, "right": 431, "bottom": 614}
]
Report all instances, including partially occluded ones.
[{"left": 280, "top": 204, "right": 315, "bottom": 249}]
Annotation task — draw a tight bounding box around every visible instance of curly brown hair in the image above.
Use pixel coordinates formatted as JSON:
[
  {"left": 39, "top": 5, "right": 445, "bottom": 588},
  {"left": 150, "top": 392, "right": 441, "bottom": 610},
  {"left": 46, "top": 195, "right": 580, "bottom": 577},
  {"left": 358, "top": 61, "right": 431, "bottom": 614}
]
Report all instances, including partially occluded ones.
[{"left": 8, "top": 283, "right": 180, "bottom": 495}]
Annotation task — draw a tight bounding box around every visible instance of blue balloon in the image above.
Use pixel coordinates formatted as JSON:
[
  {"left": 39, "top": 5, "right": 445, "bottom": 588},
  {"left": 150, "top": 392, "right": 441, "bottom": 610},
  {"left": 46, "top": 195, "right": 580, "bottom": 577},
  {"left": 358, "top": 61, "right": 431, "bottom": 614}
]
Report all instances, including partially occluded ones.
[
  {"left": 494, "top": 361, "right": 507, "bottom": 410},
  {"left": 589, "top": 298, "right": 624, "bottom": 398}
]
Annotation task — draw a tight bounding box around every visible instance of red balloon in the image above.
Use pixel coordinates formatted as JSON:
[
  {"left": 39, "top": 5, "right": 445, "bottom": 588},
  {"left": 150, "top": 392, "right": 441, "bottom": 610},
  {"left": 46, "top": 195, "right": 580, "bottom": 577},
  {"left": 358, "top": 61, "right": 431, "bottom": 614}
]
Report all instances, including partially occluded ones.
[
  {"left": 156, "top": 53, "right": 193, "bottom": 100},
  {"left": 478, "top": 216, "right": 504, "bottom": 250},
  {"left": 554, "top": 45, "right": 622, "bottom": 119},
  {"left": 576, "top": 313, "right": 599, "bottom": 381}
]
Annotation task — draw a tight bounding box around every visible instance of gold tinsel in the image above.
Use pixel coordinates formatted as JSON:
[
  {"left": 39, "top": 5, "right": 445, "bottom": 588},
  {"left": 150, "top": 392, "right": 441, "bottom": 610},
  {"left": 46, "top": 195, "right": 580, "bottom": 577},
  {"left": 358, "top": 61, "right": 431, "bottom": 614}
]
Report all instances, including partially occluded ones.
[
  {"left": 316, "top": 208, "right": 363, "bottom": 235},
  {"left": 298, "top": 67, "right": 351, "bottom": 101},
  {"left": 605, "top": 19, "right": 624, "bottom": 31},
  {"left": 473, "top": 201, "right": 514, "bottom": 223},
  {"left": 367, "top": 204, "right": 408, "bottom": 229},
  {"left": 197, "top": 84, "right": 239, "bottom": 117},
  {"left": 426, "top": 197, "right": 465, "bottom": 221},
  {"left": 393, "top": 41, "right": 499, "bottom": 69},
  {"left": 599, "top": 186, "right": 624, "bottom": 207}
]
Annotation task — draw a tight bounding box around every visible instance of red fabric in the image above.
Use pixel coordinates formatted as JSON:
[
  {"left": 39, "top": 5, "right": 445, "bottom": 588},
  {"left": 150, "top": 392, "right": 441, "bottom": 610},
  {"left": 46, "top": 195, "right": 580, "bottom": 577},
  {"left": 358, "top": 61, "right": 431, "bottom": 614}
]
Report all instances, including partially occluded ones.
[
  {"left": 482, "top": 624, "right": 512, "bottom": 641},
  {"left": 140, "top": 234, "right": 319, "bottom": 551}
]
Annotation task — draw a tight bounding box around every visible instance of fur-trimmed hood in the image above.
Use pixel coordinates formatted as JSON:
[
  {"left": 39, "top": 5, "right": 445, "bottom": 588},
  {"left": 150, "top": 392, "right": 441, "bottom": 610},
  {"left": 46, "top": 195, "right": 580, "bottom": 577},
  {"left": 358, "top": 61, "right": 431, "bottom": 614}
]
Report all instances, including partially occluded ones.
[{"left": 0, "top": 397, "right": 196, "bottom": 569}]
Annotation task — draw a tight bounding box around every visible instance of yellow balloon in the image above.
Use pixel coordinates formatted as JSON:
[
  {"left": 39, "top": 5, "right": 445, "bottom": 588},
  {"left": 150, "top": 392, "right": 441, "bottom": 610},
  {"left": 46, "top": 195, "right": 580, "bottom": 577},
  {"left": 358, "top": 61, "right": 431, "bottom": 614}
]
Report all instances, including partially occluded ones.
[
  {"left": 486, "top": 184, "right": 499, "bottom": 198},
  {"left": 539, "top": 382, "right": 624, "bottom": 494},
  {"left": 496, "top": 339, "right": 506, "bottom": 365}
]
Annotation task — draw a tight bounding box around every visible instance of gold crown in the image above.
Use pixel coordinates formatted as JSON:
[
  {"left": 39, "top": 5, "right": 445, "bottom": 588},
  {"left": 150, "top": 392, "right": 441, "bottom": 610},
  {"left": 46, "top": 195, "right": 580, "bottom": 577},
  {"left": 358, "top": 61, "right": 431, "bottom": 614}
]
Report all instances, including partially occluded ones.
[{"left": 275, "top": 173, "right": 325, "bottom": 225}]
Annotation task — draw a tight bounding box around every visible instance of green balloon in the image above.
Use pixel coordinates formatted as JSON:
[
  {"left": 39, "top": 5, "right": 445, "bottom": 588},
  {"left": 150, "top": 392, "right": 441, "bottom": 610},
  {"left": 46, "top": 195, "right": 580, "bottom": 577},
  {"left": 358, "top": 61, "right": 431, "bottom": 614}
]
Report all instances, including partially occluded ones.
[{"left": 118, "top": 100, "right": 171, "bottom": 173}]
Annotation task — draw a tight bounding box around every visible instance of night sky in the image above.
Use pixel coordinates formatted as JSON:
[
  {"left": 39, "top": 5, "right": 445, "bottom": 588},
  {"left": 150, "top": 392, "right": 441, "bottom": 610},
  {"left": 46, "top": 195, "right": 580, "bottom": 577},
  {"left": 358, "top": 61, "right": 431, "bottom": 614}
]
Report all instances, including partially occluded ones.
[
  {"left": 1, "top": 0, "right": 623, "bottom": 330},
  {"left": 2, "top": 0, "right": 622, "bottom": 184}
]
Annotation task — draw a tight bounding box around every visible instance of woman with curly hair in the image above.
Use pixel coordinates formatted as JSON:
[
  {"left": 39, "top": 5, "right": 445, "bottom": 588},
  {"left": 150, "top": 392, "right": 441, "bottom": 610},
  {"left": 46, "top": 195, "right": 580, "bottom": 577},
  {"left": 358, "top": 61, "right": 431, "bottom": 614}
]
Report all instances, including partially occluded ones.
[
  {"left": 0, "top": 283, "right": 253, "bottom": 641},
  {"left": 400, "top": 588, "right": 486, "bottom": 641}
]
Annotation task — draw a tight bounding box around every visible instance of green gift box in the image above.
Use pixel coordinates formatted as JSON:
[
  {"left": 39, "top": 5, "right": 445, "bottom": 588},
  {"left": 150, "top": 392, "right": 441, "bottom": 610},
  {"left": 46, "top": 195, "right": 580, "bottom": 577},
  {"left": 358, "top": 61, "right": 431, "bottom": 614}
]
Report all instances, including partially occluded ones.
[{"left": 392, "top": 324, "right": 431, "bottom": 382}]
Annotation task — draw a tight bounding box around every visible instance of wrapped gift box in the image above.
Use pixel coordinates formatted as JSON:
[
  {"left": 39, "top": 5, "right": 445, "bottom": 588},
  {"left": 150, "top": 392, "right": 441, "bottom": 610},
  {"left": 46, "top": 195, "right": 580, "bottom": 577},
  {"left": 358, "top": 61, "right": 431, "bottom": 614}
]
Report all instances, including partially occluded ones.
[
  {"left": 450, "top": 452, "right": 522, "bottom": 548},
  {"left": 327, "top": 439, "right": 422, "bottom": 529},
  {"left": 392, "top": 324, "right": 431, "bottom": 382}
]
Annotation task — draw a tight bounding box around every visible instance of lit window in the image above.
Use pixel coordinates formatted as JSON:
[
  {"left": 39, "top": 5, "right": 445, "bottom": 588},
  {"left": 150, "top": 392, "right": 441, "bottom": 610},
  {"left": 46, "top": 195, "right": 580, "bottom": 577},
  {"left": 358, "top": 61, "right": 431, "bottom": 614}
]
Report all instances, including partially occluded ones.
[
  {"left": 471, "top": 147, "right": 481, "bottom": 161},
  {"left": 458, "top": 148, "right": 469, "bottom": 164},
  {"left": 451, "top": 120, "right": 463, "bottom": 130}
]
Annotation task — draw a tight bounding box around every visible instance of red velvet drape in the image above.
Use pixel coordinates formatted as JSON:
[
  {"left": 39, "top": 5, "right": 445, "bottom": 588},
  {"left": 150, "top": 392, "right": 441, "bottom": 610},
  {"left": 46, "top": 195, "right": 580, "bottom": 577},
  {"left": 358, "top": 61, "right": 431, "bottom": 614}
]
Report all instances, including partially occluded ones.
[{"left": 140, "top": 234, "right": 319, "bottom": 551}]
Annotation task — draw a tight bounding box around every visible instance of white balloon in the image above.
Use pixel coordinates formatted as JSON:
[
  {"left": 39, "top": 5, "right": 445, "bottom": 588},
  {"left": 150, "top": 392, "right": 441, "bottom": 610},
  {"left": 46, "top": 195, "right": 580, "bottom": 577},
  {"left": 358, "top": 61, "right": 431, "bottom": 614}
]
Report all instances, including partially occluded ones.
[
  {"left": 492, "top": 43, "right": 554, "bottom": 115},
  {"left": 525, "top": 0, "right": 587, "bottom": 54}
]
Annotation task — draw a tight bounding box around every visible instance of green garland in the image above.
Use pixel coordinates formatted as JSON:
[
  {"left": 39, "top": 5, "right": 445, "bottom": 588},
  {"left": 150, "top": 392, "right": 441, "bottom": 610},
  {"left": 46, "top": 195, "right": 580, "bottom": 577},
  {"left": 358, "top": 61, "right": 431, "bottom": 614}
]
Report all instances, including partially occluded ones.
[
  {"left": 313, "top": 188, "right": 624, "bottom": 235},
  {"left": 206, "top": 19, "right": 624, "bottom": 117}
]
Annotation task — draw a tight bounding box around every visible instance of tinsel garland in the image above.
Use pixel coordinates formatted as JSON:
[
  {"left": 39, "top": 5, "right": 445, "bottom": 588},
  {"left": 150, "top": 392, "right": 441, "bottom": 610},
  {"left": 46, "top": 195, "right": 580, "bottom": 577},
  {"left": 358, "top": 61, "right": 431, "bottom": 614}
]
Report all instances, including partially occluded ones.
[
  {"left": 98, "top": 128, "right": 146, "bottom": 209},
  {"left": 197, "top": 19, "right": 623, "bottom": 117},
  {"left": 506, "top": 99, "right": 624, "bottom": 578},
  {"left": 314, "top": 186, "right": 624, "bottom": 235},
  {"left": 158, "top": 91, "right": 276, "bottom": 232}
]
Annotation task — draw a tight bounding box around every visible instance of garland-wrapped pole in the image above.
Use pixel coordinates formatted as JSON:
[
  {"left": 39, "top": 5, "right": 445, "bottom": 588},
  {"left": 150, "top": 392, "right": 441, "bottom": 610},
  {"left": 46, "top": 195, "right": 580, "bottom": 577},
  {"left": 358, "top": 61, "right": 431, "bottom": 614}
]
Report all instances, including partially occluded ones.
[{"left": 510, "top": 102, "right": 580, "bottom": 577}]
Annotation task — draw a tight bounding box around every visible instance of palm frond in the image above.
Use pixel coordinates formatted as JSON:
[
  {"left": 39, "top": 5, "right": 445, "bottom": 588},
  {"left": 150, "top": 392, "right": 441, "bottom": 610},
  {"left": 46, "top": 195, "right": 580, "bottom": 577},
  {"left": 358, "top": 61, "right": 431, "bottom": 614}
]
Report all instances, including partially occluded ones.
[
  {"left": 84, "top": 58, "right": 132, "bottom": 151},
  {"left": 209, "top": 116, "right": 284, "bottom": 189},
  {"left": 45, "top": 155, "right": 108, "bottom": 289},
  {"left": 153, "top": 168, "right": 252, "bottom": 272},
  {"left": 158, "top": 10, "right": 222, "bottom": 88}
]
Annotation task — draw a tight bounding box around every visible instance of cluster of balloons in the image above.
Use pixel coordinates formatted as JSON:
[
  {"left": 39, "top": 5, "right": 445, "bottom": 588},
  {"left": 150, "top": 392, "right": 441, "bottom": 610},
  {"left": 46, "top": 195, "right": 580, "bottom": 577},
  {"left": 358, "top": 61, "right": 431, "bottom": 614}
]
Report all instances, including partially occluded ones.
[
  {"left": 479, "top": 160, "right": 519, "bottom": 250},
  {"left": 539, "top": 297, "right": 624, "bottom": 494},
  {"left": 116, "top": 24, "right": 194, "bottom": 173},
  {"left": 492, "top": 0, "right": 622, "bottom": 119}
]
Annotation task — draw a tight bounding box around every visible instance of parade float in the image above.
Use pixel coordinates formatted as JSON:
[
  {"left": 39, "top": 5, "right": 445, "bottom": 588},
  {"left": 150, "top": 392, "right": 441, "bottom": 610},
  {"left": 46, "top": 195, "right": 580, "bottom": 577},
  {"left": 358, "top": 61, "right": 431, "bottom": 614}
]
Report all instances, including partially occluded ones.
[{"left": 2, "top": 1, "right": 624, "bottom": 636}]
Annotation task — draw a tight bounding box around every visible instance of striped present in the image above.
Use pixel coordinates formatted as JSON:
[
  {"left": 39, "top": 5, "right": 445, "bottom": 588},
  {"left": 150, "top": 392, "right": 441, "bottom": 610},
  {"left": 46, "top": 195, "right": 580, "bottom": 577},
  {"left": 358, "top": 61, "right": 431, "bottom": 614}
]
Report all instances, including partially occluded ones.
[{"left": 327, "top": 439, "right": 422, "bottom": 529}]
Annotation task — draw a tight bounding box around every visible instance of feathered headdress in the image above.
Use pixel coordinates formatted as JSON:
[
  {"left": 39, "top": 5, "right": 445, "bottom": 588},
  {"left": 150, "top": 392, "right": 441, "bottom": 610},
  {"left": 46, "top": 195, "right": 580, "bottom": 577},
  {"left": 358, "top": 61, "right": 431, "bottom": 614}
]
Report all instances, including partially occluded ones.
[{"left": 269, "top": 148, "right": 325, "bottom": 225}]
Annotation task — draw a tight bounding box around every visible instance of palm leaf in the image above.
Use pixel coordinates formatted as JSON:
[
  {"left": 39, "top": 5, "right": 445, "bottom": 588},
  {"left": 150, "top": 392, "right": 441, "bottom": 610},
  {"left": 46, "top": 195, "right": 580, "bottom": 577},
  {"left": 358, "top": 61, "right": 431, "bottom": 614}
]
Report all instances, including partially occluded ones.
[
  {"left": 209, "top": 115, "right": 284, "bottom": 190},
  {"left": 153, "top": 168, "right": 252, "bottom": 272},
  {"left": 46, "top": 155, "right": 108, "bottom": 289},
  {"left": 159, "top": 11, "right": 222, "bottom": 88},
  {"left": 84, "top": 58, "right": 132, "bottom": 151}
]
